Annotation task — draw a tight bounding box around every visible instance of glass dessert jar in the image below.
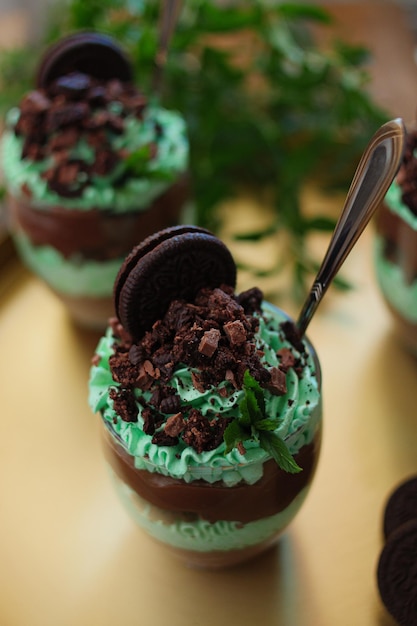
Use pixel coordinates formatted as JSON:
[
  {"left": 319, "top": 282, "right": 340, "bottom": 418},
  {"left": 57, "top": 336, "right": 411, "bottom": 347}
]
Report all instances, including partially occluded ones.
[
  {"left": 90, "top": 301, "right": 322, "bottom": 569},
  {"left": 1, "top": 33, "right": 189, "bottom": 329},
  {"left": 374, "top": 123, "right": 417, "bottom": 353}
]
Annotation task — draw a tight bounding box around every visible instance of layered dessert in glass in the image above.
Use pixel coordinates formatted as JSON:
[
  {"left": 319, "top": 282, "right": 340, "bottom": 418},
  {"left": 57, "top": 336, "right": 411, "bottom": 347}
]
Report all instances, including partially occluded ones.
[
  {"left": 374, "top": 123, "right": 417, "bottom": 352},
  {"left": 89, "top": 226, "right": 322, "bottom": 568},
  {"left": 1, "top": 32, "right": 189, "bottom": 329}
]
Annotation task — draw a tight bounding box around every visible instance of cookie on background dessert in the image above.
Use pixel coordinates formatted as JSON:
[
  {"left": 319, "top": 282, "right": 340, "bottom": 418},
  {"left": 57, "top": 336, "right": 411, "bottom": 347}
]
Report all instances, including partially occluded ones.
[
  {"left": 1, "top": 32, "right": 189, "bottom": 329},
  {"left": 374, "top": 123, "right": 417, "bottom": 353},
  {"left": 88, "top": 226, "right": 322, "bottom": 568}
]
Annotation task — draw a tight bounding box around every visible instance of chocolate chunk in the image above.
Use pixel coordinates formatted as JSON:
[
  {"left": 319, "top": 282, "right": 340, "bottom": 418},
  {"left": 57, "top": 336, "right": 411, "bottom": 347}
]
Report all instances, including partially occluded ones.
[
  {"left": 383, "top": 475, "right": 417, "bottom": 540},
  {"left": 128, "top": 344, "right": 144, "bottom": 365},
  {"left": 223, "top": 320, "right": 247, "bottom": 346},
  {"left": 236, "top": 287, "right": 263, "bottom": 314},
  {"left": 109, "top": 387, "right": 138, "bottom": 422},
  {"left": 266, "top": 367, "right": 287, "bottom": 396},
  {"left": 45, "top": 102, "right": 89, "bottom": 133},
  {"left": 152, "top": 430, "right": 178, "bottom": 447},
  {"left": 277, "top": 347, "right": 297, "bottom": 372},
  {"left": 198, "top": 328, "right": 221, "bottom": 357},
  {"left": 280, "top": 320, "right": 305, "bottom": 355},
  {"left": 20, "top": 90, "right": 51, "bottom": 114},
  {"left": 377, "top": 519, "right": 417, "bottom": 625},
  {"left": 90, "top": 149, "right": 120, "bottom": 176},
  {"left": 109, "top": 352, "right": 139, "bottom": 386},
  {"left": 49, "top": 126, "right": 80, "bottom": 151},
  {"left": 164, "top": 413, "right": 185, "bottom": 437},
  {"left": 142, "top": 407, "right": 156, "bottom": 435},
  {"left": 160, "top": 394, "right": 181, "bottom": 414},
  {"left": 182, "top": 409, "right": 219, "bottom": 453},
  {"left": 136, "top": 364, "right": 154, "bottom": 390}
]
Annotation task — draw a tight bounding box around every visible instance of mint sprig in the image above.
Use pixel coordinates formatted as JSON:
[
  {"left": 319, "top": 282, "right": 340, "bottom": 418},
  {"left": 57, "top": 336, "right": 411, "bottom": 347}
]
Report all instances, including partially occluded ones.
[{"left": 224, "top": 370, "right": 302, "bottom": 474}]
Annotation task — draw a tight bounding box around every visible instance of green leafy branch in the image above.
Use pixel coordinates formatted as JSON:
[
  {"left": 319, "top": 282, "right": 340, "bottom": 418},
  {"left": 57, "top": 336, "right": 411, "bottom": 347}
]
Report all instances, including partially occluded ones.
[
  {"left": 0, "top": 0, "right": 388, "bottom": 300},
  {"left": 224, "top": 370, "right": 301, "bottom": 474}
]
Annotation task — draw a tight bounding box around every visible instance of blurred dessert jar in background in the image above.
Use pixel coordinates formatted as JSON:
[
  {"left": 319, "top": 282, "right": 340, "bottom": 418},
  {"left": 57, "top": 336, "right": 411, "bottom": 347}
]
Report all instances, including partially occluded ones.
[
  {"left": 1, "top": 32, "right": 189, "bottom": 329},
  {"left": 374, "top": 122, "right": 417, "bottom": 353}
]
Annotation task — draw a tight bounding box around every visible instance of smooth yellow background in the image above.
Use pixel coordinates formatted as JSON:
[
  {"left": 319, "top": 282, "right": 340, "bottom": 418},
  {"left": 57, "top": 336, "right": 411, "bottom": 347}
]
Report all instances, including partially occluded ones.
[{"left": 1, "top": 2, "right": 417, "bottom": 624}]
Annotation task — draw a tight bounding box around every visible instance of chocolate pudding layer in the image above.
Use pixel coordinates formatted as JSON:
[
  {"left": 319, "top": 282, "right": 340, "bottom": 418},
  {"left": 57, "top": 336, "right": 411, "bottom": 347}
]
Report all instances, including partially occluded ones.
[
  {"left": 375, "top": 201, "right": 417, "bottom": 285},
  {"left": 375, "top": 193, "right": 417, "bottom": 352},
  {"left": 103, "top": 423, "right": 321, "bottom": 525},
  {"left": 8, "top": 175, "right": 189, "bottom": 260}
]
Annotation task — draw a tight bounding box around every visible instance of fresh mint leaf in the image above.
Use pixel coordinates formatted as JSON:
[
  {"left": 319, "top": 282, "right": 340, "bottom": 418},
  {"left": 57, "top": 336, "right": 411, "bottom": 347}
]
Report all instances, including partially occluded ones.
[
  {"left": 242, "top": 370, "right": 266, "bottom": 416},
  {"left": 245, "top": 388, "right": 264, "bottom": 425},
  {"left": 224, "top": 420, "right": 250, "bottom": 454},
  {"left": 238, "top": 395, "right": 252, "bottom": 427},
  {"left": 255, "top": 418, "right": 280, "bottom": 432},
  {"left": 259, "top": 432, "right": 302, "bottom": 474},
  {"left": 0, "top": 0, "right": 387, "bottom": 301}
]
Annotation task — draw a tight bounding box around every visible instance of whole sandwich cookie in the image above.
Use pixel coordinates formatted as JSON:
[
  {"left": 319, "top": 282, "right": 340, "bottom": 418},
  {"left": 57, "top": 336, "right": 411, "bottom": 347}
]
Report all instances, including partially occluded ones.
[
  {"left": 114, "top": 225, "right": 237, "bottom": 341},
  {"left": 377, "top": 476, "right": 417, "bottom": 625},
  {"left": 383, "top": 475, "right": 417, "bottom": 539},
  {"left": 377, "top": 519, "right": 417, "bottom": 626},
  {"left": 36, "top": 31, "right": 133, "bottom": 87}
]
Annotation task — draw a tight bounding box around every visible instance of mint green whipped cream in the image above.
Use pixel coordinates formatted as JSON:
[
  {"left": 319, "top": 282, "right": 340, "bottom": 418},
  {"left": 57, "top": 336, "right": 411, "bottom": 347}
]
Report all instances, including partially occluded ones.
[
  {"left": 89, "top": 302, "right": 321, "bottom": 487},
  {"left": 14, "top": 230, "right": 121, "bottom": 297},
  {"left": 374, "top": 181, "right": 417, "bottom": 323},
  {"left": 111, "top": 468, "right": 309, "bottom": 552},
  {"left": 2, "top": 105, "right": 188, "bottom": 213}
]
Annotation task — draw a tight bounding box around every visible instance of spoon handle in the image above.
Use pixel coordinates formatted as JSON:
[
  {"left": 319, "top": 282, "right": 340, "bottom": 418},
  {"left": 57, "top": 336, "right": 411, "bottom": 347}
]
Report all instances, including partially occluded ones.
[
  {"left": 153, "top": 0, "right": 183, "bottom": 94},
  {"left": 296, "top": 117, "right": 406, "bottom": 336}
]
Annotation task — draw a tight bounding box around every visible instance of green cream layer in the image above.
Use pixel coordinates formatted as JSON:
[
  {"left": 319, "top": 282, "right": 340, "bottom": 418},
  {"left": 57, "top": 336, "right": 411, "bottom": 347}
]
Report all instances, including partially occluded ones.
[
  {"left": 111, "top": 468, "right": 309, "bottom": 553},
  {"left": 2, "top": 105, "right": 188, "bottom": 213},
  {"left": 89, "top": 302, "right": 321, "bottom": 487},
  {"left": 374, "top": 181, "right": 417, "bottom": 323},
  {"left": 14, "top": 230, "right": 120, "bottom": 297}
]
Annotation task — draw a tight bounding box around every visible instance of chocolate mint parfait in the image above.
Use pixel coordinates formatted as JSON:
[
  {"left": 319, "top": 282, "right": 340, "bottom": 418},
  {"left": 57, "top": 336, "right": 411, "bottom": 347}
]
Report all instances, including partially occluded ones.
[
  {"left": 1, "top": 32, "right": 189, "bottom": 329},
  {"left": 374, "top": 124, "right": 417, "bottom": 352},
  {"left": 89, "top": 226, "right": 322, "bottom": 568}
]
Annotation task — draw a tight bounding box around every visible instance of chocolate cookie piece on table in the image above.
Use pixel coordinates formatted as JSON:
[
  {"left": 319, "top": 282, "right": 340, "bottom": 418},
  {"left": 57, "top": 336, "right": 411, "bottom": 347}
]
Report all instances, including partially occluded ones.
[
  {"left": 377, "top": 519, "right": 417, "bottom": 626},
  {"left": 114, "top": 225, "right": 237, "bottom": 341}
]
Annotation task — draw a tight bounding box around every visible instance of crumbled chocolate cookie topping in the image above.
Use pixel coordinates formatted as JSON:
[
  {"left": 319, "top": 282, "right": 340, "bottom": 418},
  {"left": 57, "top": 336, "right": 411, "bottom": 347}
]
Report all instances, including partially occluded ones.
[
  {"left": 396, "top": 127, "right": 417, "bottom": 215},
  {"left": 108, "top": 286, "right": 304, "bottom": 452},
  {"left": 14, "top": 72, "right": 152, "bottom": 198}
]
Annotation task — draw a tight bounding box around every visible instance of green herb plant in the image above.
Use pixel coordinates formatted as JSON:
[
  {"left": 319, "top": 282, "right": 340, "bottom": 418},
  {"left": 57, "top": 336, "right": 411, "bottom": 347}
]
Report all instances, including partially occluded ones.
[
  {"left": 224, "top": 370, "right": 301, "bottom": 474},
  {"left": 0, "top": 0, "right": 388, "bottom": 300}
]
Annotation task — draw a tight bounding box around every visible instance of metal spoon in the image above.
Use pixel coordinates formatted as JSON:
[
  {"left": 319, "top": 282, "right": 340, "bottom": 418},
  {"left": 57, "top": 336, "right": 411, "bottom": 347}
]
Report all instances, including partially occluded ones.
[
  {"left": 153, "top": 0, "right": 183, "bottom": 94},
  {"left": 296, "top": 117, "right": 406, "bottom": 336}
]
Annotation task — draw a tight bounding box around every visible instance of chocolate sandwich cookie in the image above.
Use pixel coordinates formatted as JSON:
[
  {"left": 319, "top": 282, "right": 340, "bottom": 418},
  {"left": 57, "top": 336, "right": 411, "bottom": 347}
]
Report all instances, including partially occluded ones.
[
  {"left": 36, "top": 31, "right": 133, "bottom": 88},
  {"left": 383, "top": 475, "right": 417, "bottom": 540},
  {"left": 114, "top": 225, "right": 237, "bottom": 341},
  {"left": 377, "top": 519, "right": 417, "bottom": 626}
]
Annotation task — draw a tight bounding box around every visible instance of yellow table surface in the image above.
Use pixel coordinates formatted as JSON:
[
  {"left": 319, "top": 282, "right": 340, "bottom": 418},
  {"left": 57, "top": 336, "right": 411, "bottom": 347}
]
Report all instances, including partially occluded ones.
[
  {"left": 0, "top": 214, "right": 414, "bottom": 626},
  {"left": 1, "top": 2, "right": 416, "bottom": 624}
]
